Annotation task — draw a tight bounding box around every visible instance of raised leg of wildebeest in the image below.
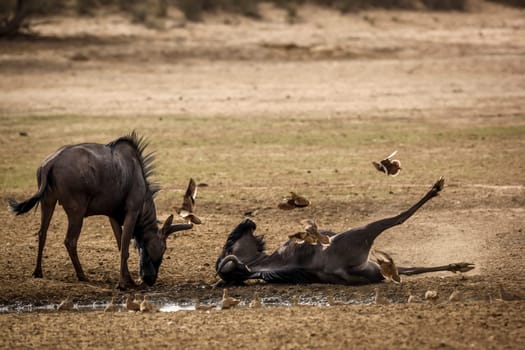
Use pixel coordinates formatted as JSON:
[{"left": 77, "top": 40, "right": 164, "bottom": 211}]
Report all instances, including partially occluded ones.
[
  {"left": 365, "top": 177, "right": 444, "bottom": 241},
  {"left": 33, "top": 197, "right": 57, "bottom": 278},
  {"left": 109, "top": 218, "right": 123, "bottom": 251},
  {"left": 328, "top": 177, "right": 445, "bottom": 268},
  {"left": 64, "top": 213, "right": 88, "bottom": 281}
]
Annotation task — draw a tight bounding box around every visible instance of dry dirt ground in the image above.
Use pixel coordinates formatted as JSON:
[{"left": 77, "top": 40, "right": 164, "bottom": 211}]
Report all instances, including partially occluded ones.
[{"left": 1, "top": 2, "right": 525, "bottom": 349}]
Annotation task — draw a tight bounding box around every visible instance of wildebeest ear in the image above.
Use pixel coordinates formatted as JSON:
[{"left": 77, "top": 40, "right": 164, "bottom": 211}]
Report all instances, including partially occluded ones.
[{"left": 161, "top": 214, "right": 174, "bottom": 235}]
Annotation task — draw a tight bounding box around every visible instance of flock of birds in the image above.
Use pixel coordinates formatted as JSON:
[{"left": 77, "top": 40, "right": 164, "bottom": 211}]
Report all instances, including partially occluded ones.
[
  {"left": 55, "top": 288, "right": 246, "bottom": 312},
  {"left": 170, "top": 151, "right": 402, "bottom": 239},
  {"left": 54, "top": 283, "right": 521, "bottom": 313},
  {"left": 159, "top": 151, "right": 403, "bottom": 252},
  {"left": 278, "top": 151, "right": 403, "bottom": 246}
]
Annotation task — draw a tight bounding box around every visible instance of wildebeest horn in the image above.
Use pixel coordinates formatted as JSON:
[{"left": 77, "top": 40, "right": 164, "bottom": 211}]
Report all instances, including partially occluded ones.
[
  {"left": 217, "top": 255, "right": 251, "bottom": 274},
  {"left": 162, "top": 215, "right": 193, "bottom": 237},
  {"left": 171, "top": 223, "right": 193, "bottom": 232}
]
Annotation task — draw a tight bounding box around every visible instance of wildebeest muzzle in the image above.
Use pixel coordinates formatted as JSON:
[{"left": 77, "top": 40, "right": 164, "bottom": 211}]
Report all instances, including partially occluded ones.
[{"left": 140, "top": 248, "right": 160, "bottom": 286}]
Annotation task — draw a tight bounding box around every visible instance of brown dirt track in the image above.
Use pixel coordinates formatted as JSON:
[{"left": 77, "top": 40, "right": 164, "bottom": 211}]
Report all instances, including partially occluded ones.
[{"left": 1, "top": 2, "right": 524, "bottom": 349}]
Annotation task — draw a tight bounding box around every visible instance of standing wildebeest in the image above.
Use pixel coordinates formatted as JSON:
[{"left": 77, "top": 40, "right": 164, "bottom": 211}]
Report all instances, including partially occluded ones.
[
  {"left": 8, "top": 132, "right": 192, "bottom": 289},
  {"left": 215, "top": 178, "right": 474, "bottom": 286}
]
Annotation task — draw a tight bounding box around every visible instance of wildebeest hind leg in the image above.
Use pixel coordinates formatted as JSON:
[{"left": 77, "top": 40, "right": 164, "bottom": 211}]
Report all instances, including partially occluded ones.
[
  {"left": 360, "top": 177, "right": 445, "bottom": 243},
  {"left": 109, "top": 218, "right": 122, "bottom": 251},
  {"left": 64, "top": 214, "right": 88, "bottom": 281},
  {"left": 398, "top": 262, "right": 475, "bottom": 276},
  {"left": 33, "top": 198, "right": 57, "bottom": 278}
]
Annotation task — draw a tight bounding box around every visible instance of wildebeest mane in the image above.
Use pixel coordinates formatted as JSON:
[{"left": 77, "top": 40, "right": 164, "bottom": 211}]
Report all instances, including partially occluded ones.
[
  {"left": 106, "top": 130, "right": 159, "bottom": 195},
  {"left": 107, "top": 131, "right": 160, "bottom": 247},
  {"left": 221, "top": 219, "right": 265, "bottom": 255},
  {"left": 216, "top": 219, "right": 265, "bottom": 271}
]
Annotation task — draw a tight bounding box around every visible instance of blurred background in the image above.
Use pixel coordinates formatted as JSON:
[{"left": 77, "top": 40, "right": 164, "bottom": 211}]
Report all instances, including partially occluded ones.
[{"left": 2, "top": 0, "right": 525, "bottom": 37}]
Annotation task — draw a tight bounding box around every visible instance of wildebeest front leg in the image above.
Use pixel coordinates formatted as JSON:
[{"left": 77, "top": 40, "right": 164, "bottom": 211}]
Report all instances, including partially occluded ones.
[
  {"left": 117, "top": 213, "right": 138, "bottom": 290},
  {"left": 109, "top": 217, "right": 122, "bottom": 251},
  {"left": 64, "top": 215, "right": 88, "bottom": 281}
]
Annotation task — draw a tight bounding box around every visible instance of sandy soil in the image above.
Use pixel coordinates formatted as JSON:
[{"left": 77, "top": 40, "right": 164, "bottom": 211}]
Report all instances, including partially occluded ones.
[{"left": 1, "top": 2, "right": 524, "bottom": 349}]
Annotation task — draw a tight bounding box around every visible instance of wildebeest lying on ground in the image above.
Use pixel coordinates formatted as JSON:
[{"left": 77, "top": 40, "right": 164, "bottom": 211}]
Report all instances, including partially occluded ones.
[
  {"left": 8, "top": 132, "right": 192, "bottom": 289},
  {"left": 215, "top": 178, "right": 474, "bottom": 286}
]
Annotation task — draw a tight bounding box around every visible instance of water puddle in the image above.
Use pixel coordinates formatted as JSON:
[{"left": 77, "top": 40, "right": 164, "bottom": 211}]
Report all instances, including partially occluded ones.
[
  {"left": 0, "top": 295, "right": 377, "bottom": 314},
  {"left": 160, "top": 304, "right": 206, "bottom": 312},
  {"left": 0, "top": 301, "right": 124, "bottom": 314}
]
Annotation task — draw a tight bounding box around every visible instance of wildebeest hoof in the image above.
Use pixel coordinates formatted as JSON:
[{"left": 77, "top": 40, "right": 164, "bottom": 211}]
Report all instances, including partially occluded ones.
[
  {"left": 116, "top": 283, "right": 132, "bottom": 291},
  {"left": 32, "top": 270, "right": 43, "bottom": 278},
  {"left": 116, "top": 283, "right": 127, "bottom": 291},
  {"left": 77, "top": 274, "right": 89, "bottom": 282},
  {"left": 137, "top": 282, "right": 150, "bottom": 290},
  {"left": 449, "top": 262, "right": 475, "bottom": 273},
  {"left": 432, "top": 177, "right": 445, "bottom": 193},
  {"left": 117, "top": 279, "right": 138, "bottom": 291}
]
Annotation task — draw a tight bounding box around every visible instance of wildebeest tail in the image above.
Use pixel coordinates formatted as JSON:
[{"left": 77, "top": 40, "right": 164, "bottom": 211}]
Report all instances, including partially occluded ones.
[
  {"left": 7, "top": 162, "right": 52, "bottom": 215},
  {"left": 7, "top": 196, "right": 41, "bottom": 215}
]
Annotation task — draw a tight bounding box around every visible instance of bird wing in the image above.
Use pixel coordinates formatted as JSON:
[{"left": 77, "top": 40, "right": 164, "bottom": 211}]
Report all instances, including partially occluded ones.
[
  {"left": 289, "top": 232, "right": 307, "bottom": 240},
  {"left": 373, "top": 161, "right": 387, "bottom": 173},
  {"left": 187, "top": 213, "right": 202, "bottom": 225},
  {"left": 386, "top": 150, "right": 398, "bottom": 159},
  {"left": 291, "top": 192, "right": 310, "bottom": 207},
  {"left": 278, "top": 201, "right": 296, "bottom": 210},
  {"left": 373, "top": 250, "right": 401, "bottom": 283},
  {"left": 379, "top": 159, "right": 399, "bottom": 176},
  {"left": 315, "top": 232, "right": 330, "bottom": 245},
  {"left": 389, "top": 169, "right": 401, "bottom": 177},
  {"left": 372, "top": 249, "right": 393, "bottom": 264},
  {"left": 187, "top": 178, "right": 197, "bottom": 201},
  {"left": 181, "top": 178, "right": 197, "bottom": 212},
  {"left": 300, "top": 219, "right": 317, "bottom": 232},
  {"left": 387, "top": 160, "right": 401, "bottom": 176}
]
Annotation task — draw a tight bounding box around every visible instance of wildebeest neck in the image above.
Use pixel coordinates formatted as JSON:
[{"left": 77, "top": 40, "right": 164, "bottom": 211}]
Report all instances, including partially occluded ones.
[
  {"left": 133, "top": 194, "right": 158, "bottom": 245},
  {"left": 107, "top": 132, "right": 159, "bottom": 196}
]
